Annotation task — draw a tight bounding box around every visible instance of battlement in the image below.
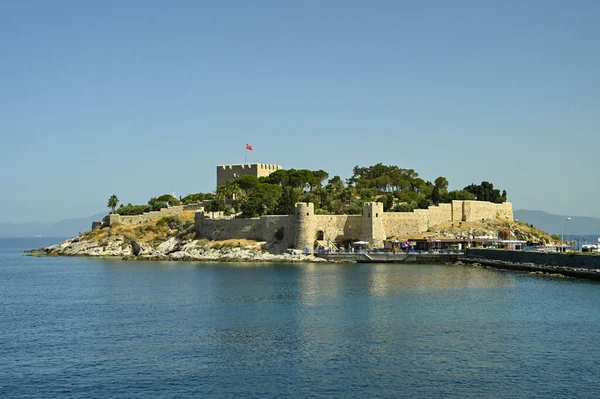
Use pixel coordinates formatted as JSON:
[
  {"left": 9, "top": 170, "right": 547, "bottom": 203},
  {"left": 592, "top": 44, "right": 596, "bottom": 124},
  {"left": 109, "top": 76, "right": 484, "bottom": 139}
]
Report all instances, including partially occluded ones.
[
  {"left": 216, "top": 163, "right": 283, "bottom": 186},
  {"left": 217, "top": 163, "right": 283, "bottom": 171}
]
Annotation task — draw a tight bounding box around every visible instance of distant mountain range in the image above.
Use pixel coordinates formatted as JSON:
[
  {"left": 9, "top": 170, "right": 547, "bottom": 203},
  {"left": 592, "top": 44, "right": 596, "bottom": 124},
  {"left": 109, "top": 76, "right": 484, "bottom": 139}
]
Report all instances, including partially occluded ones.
[
  {"left": 514, "top": 210, "right": 600, "bottom": 236},
  {"left": 0, "top": 213, "right": 105, "bottom": 238}
]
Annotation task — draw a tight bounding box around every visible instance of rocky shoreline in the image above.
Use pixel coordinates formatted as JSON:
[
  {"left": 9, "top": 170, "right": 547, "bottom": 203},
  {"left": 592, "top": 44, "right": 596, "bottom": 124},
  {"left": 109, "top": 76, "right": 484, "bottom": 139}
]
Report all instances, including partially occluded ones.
[{"left": 31, "top": 236, "right": 329, "bottom": 263}]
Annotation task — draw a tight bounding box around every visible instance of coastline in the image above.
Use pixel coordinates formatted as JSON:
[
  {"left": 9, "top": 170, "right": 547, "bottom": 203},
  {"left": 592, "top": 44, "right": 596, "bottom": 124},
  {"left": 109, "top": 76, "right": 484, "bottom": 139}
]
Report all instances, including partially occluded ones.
[
  {"left": 26, "top": 236, "right": 600, "bottom": 282},
  {"left": 27, "top": 236, "right": 330, "bottom": 263}
]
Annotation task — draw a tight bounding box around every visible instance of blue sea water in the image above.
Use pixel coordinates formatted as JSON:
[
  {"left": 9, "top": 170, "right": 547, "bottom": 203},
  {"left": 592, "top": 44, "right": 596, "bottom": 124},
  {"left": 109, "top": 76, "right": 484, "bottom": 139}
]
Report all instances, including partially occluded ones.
[{"left": 2, "top": 238, "right": 600, "bottom": 398}]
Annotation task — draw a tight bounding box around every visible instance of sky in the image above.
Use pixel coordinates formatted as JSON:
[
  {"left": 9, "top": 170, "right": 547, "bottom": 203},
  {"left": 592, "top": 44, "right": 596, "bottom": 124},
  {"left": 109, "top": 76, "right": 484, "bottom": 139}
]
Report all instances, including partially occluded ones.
[{"left": 1, "top": 0, "right": 599, "bottom": 223}]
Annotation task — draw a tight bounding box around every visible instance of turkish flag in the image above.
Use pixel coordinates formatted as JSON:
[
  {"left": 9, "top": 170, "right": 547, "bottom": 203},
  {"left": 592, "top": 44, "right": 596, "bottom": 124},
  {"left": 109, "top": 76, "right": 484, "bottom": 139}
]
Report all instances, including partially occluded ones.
[{"left": 246, "top": 143, "right": 253, "bottom": 151}]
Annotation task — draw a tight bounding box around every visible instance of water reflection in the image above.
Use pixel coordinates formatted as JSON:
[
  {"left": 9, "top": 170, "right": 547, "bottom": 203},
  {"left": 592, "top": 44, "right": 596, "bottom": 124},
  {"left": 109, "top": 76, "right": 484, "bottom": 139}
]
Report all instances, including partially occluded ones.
[
  {"left": 367, "top": 264, "right": 514, "bottom": 296},
  {"left": 6, "top": 257, "right": 600, "bottom": 398}
]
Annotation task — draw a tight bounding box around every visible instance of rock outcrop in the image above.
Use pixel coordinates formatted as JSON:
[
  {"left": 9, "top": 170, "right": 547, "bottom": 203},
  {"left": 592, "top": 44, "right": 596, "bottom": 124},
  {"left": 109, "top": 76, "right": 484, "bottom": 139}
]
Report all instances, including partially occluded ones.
[{"left": 41, "top": 235, "right": 327, "bottom": 263}]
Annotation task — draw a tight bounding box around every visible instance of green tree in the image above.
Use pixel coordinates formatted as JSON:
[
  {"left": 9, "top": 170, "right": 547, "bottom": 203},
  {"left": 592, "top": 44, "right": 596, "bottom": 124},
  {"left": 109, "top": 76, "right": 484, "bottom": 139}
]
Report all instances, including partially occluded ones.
[
  {"left": 431, "top": 186, "right": 441, "bottom": 205},
  {"left": 155, "top": 194, "right": 181, "bottom": 206},
  {"left": 216, "top": 181, "right": 241, "bottom": 205},
  {"left": 384, "top": 192, "right": 394, "bottom": 211},
  {"left": 276, "top": 186, "right": 298, "bottom": 215},
  {"left": 236, "top": 175, "right": 259, "bottom": 193},
  {"left": 326, "top": 175, "right": 345, "bottom": 192},
  {"left": 107, "top": 195, "right": 119, "bottom": 213},
  {"left": 434, "top": 176, "right": 449, "bottom": 191}
]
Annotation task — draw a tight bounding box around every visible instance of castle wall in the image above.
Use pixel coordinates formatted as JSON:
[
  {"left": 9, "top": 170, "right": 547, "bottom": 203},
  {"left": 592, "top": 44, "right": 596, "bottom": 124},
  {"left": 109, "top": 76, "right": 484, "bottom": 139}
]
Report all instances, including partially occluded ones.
[
  {"left": 216, "top": 163, "right": 283, "bottom": 186},
  {"left": 95, "top": 203, "right": 205, "bottom": 229},
  {"left": 462, "top": 201, "right": 514, "bottom": 222},
  {"left": 194, "top": 212, "right": 294, "bottom": 246},
  {"left": 261, "top": 215, "right": 294, "bottom": 248},
  {"left": 196, "top": 214, "right": 264, "bottom": 240},
  {"left": 192, "top": 200, "right": 514, "bottom": 249},
  {"left": 382, "top": 212, "right": 428, "bottom": 237},
  {"left": 313, "top": 215, "right": 362, "bottom": 243},
  {"left": 425, "top": 203, "right": 452, "bottom": 228},
  {"left": 451, "top": 201, "right": 464, "bottom": 222}
]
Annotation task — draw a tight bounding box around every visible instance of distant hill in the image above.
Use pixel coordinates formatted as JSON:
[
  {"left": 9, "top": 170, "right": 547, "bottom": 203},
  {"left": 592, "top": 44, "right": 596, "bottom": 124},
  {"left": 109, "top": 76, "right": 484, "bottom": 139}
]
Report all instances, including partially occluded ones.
[
  {"left": 0, "top": 212, "right": 105, "bottom": 238},
  {"left": 514, "top": 210, "right": 600, "bottom": 236}
]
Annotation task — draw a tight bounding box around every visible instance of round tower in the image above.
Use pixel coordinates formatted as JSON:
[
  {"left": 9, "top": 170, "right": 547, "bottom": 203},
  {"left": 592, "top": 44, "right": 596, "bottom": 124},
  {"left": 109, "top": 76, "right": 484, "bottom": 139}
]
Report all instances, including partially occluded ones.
[
  {"left": 294, "top": 202, "right": 315, "bottom": 252},
  {"left": 362, "top": 202, "right": 386, "bottom": 248}
]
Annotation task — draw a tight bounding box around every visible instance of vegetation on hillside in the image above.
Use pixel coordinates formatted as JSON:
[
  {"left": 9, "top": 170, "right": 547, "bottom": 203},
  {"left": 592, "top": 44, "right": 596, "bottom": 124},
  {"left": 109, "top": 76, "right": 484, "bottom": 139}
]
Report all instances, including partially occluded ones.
[
  {"left": 212, "top": 163, "right": 508, "bottom": 218},
  {"left": 84, "top": 211, "right": 197, "bottom": 246},
  {"left": 104, "top": 163, "right": 509, "bottom": 219}
]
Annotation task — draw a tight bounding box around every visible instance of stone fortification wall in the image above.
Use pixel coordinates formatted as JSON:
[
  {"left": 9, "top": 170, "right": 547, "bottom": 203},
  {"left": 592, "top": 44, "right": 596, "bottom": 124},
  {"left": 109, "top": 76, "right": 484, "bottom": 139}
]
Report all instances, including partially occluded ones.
[
  {"left": 195, "top": 212, "right": 293, "bottom": 248},
  {"left": 196, "top": 213, "right": 263, "bottom": 240},
  {"left": 312, "top": 215, "right": 362, "bottom": 243},
  {"left": 382, "top": 212, "right": 428, "bottom": 238},
  {"left": 426, "top": 203, "right": 453, "bottom": 227},
  {"left": 451, "top": 201, "right": 463, "bottom": 222},
  {"left": 462, "top": 201, "right": 513, "bottom": 222},
  {"left": 216, "top": 163, "right": 283, "bottom": 186},
  {"left": 99, "top": 203, "right": 204, "bottom": 228},
  {"left": 193, "top": 200, "right": 514, "bottom": 251}
]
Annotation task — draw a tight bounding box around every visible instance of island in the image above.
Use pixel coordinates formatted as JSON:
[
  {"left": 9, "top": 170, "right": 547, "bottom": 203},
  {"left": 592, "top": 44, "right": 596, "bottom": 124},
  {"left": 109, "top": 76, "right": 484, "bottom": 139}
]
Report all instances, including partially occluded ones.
[{"left": 37, "top": 162, "right": 568, "bottom": 265}]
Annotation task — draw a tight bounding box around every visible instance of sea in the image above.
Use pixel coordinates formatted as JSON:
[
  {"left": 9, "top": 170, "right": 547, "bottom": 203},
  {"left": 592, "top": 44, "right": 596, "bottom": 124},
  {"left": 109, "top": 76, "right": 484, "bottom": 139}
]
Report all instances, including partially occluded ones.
[{"left": 2, "top": 237, "right": 600, "bottom": 398}]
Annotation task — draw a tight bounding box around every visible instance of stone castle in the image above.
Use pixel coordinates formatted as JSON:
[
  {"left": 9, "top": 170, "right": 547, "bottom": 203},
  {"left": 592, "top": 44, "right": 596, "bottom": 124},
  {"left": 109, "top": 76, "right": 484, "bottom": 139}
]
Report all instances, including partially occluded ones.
[
  {"left": 96, "top": 162, "right": 514, "bottom": 251},
  {"left": 195, "top": 200, "right": 513, "bottom": 252}
]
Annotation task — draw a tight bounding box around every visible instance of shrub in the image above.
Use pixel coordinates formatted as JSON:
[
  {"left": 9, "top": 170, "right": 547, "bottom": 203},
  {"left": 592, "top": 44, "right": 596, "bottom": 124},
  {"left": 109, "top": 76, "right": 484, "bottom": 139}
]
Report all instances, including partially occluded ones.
[{"left": 116, "top": 204, "right": 152, "bottom": 216}]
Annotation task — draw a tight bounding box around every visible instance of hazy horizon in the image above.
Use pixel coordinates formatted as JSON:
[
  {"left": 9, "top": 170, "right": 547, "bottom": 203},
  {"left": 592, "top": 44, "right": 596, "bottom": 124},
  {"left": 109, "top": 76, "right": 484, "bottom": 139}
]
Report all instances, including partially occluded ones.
[{"left": 2, "top": 0, "right": 598, "bottom": 223}]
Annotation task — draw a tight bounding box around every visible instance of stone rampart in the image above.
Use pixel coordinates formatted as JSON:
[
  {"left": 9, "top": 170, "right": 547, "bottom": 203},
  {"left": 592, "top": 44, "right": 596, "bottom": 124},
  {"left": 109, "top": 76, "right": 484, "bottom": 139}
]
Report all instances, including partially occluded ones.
[
  {"left": 192, "top": 200, "right": 513, "bottom": 250},
  {"left": 99, "top": 203, "right": 204, "bottom": 228},
  {"left": 312, "top": 215, "right": 362, "bottom": 243},
  {"left": 426, "top": 203, "right": 452, "bottom": 227},
  {"left": 381, "top": 212, "right": 428, "bottom": 238},
  {"left": 462, "top": 201, "right": 513, "bottom": 222}
]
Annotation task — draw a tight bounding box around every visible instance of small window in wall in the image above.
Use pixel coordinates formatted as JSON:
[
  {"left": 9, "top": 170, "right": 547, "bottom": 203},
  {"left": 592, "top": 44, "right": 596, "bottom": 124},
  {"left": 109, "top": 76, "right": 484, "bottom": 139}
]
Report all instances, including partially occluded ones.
[
  {"left": 307, "top": 213, "right": 309, "bottom": 216},
  {"left": 376, "top": 213, "right": 379, "bottom": 217},
  {"left": 316, "top": 230, "right": 324, "bottom": 240}
]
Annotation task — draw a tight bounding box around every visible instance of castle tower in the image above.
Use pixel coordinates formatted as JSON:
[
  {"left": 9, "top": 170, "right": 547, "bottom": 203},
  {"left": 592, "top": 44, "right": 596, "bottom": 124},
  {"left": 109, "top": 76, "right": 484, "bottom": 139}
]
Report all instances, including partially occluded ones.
[
  {"left": 216, "top": 163, "right": 283, "bottom": 187},
  {"left": 362, "top": 202, "right": 386, "bottom": 248},
  {"left": 294, "top": 202, "right": 315, "bottom": 252}
]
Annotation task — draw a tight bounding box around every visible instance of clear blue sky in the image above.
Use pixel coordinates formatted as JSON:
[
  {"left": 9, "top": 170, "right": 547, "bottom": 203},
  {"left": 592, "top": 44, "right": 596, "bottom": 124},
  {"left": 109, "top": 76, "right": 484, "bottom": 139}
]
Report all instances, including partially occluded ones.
[{"left": 1, "top": 0, "right": 598, "bottom": 223}]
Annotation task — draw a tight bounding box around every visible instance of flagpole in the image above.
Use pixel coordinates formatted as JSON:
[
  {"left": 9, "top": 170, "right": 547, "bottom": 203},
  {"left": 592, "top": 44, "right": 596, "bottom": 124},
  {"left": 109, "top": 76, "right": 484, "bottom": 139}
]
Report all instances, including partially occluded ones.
[{"left": 244, "top": 148, "right": 247, "bottom": 164}]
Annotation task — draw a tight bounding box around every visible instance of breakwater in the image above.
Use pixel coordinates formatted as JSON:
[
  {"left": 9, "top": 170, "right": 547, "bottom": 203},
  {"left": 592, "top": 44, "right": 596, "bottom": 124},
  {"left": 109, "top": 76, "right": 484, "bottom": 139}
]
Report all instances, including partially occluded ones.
[
  {"left": 462, "top": 249, "right": 600, "bottom": 281},
  {"left": 316, "top": 252, "right": 461, "bottom": 264},
  {"left": 465, "top": 249, "right": 600, "bottom": 269}
]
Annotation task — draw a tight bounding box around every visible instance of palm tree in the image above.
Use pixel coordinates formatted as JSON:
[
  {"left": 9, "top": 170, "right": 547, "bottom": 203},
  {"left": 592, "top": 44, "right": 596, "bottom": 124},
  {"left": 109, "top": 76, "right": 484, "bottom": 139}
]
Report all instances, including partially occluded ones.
[
  {"left": 107, "top": 195, "right": 119, "bottom": 214},
  {"left": 216, "top": 181, "right": 240, "bottom": 205}
]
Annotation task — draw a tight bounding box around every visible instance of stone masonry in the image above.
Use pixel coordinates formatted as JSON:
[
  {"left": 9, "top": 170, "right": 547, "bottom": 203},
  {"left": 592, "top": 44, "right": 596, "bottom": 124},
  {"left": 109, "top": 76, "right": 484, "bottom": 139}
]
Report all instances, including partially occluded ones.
[
  {"left": 195, "top": 200, "right": 514, "bottom": 252},
  {"left": 216, "top": 163, "right": 283, "bottom": 187}
]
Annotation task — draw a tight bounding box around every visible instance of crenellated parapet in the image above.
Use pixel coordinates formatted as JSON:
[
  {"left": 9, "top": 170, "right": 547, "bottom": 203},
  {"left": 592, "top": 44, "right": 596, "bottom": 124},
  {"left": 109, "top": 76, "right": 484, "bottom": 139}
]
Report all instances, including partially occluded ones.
[{"left": 216, "top": 163, "right": 283, "bottom": 187}]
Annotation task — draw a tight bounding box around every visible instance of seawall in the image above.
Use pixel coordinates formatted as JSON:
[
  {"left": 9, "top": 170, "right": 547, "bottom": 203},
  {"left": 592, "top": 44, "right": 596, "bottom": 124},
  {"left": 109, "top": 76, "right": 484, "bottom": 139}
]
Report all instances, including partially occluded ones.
[
  {"left": 462, "top": 249, "right": 600, "bottom": 281},
  {"left": 316, "top": 253, "right": 460, "bottom": 264},
  {"left": 465, "top": 249, "right": 600, "bottom": 270}
]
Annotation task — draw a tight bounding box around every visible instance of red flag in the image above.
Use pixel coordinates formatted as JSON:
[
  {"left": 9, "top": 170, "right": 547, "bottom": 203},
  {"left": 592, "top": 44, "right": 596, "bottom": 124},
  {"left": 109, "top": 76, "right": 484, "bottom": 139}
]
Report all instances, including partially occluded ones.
[{"left": 246, "top": 143, "right": 253, "bottom": 151}]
